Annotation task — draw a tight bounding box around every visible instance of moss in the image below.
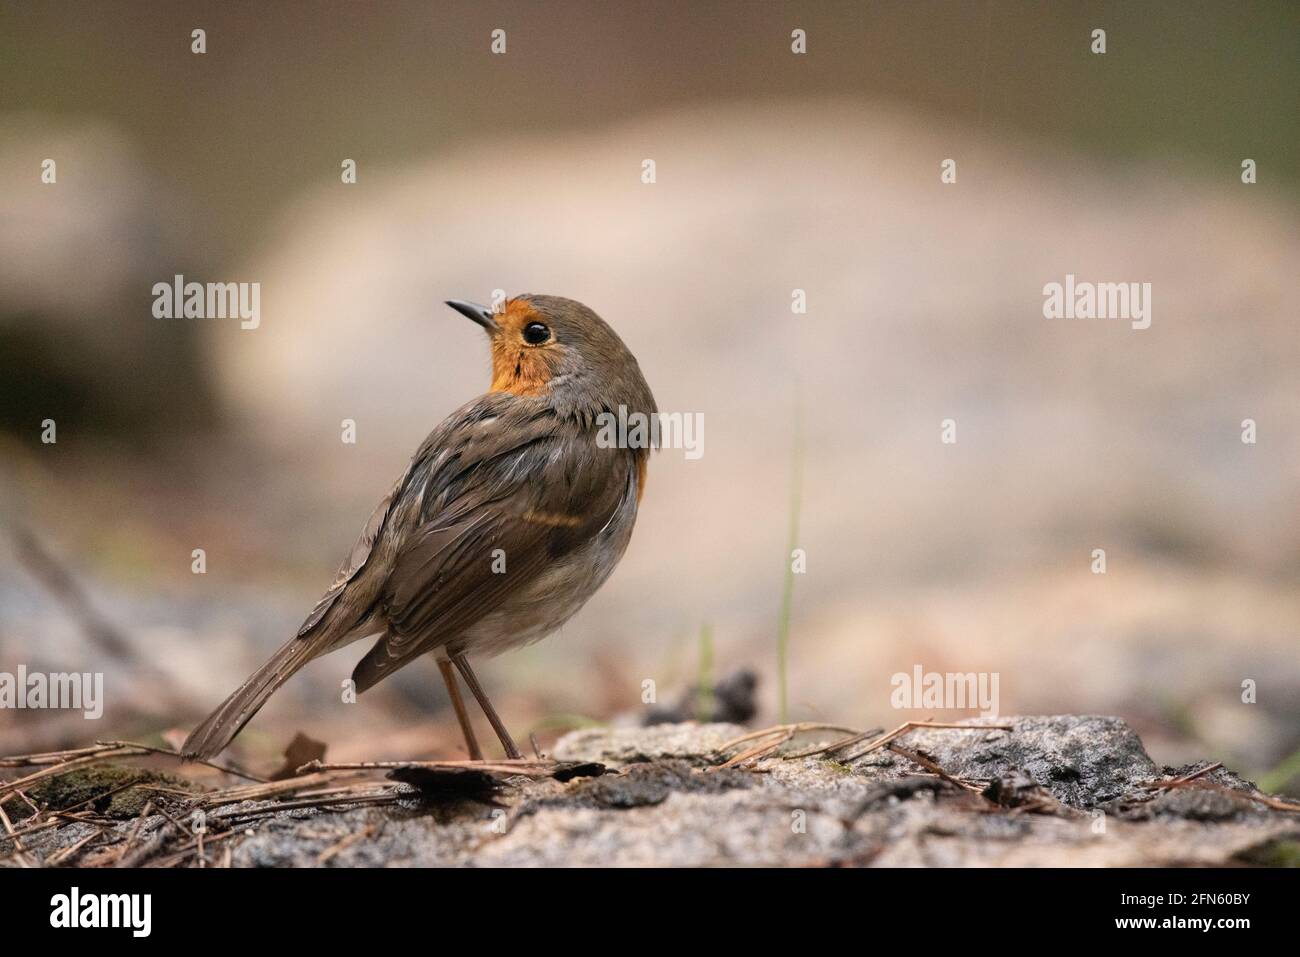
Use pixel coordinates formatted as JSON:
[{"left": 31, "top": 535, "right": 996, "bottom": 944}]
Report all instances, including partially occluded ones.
[
  {"left": 21, "top": 763, "right": 200, "bottom": 820},
  {"left": 1236, "top": 839, "right": 1300, "bottom": 868}
]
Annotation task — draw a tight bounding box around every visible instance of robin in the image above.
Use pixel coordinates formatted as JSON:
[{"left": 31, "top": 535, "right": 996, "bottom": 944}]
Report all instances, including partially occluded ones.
[{"left": 183, "top": 295, "right": 656, "bottom": 761}]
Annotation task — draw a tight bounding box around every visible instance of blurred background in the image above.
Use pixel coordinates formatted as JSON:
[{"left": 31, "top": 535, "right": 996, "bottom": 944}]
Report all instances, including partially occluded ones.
[{"left": 2, "top": 2, "right": 1298, "bottom": 792}]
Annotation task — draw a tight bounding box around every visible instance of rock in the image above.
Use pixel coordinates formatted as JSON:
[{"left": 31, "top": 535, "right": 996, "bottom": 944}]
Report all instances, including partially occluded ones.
[
  {"left": 553, "top": 721, "right": 749, "bottom": 766},
  {"left": 0, "top": 119, "right": 216, "bottom": 436},
  {"left": 6, "top": 716, "right": 1299, "bottom": 867},
  {"left": 542, "top": 759, "right": 755, "bottom": 811},
  {"left": 892, "top": 715, "right": 1159, "bottom": 807},
  {"left": 642, "top": 669, "right": 760, "bottom": 727}
]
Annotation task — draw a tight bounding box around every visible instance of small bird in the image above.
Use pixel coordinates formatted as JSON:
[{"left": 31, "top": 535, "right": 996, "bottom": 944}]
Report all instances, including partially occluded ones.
[{"left": 183, "top": 295, "right": 656, "bottom": 761}]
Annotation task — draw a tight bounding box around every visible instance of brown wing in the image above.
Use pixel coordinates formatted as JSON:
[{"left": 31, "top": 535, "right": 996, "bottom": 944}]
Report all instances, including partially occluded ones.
[
  {"left": 349, "top": 403, "right": 633, "bottom": 692},
  {"left": 297, "top": 393, "right": 552, "bottom": 644},
  {"left": 295, "top": 477, "right": 401, "bottom": 639}
]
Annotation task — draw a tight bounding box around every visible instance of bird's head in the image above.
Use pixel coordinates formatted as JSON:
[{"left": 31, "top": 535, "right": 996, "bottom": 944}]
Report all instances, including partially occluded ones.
[{"left": 445, "top": 294, "right": 656, "bottom": 420}]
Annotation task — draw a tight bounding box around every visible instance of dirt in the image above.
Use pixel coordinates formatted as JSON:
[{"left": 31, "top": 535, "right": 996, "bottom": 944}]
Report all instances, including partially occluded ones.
[{"left": 4, "top": 716, "right": 1298, "bottom": 867}]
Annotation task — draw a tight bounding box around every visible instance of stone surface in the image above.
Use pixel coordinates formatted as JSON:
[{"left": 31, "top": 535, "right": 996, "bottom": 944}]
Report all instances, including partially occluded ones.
[
  {"left": 6, "top": 716, "right": 1299, "bottom": 867},
  {"left": 553, "top": 721, "right": 750, "bottom": 766}
]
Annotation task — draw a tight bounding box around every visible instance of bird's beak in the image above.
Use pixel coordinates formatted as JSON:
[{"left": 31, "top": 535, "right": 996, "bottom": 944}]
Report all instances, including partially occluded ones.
[{"left": 445, "top": 299, "right": 499, "bottom": 334}]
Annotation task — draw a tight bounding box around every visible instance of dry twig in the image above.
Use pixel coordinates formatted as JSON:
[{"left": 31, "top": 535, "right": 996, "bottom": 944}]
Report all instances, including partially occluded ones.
[
  {"left": 0, "top": 802, "right": 33, "bottom": 868},
  {"left": 886, "top": 743, "right": 985, "bottom": 793},
  {"left": 316, "top": 823, "right": 377, "bottom": 865},
  {"left": 0, "top": 746, "right": 150, "bottom": 799},
  {"left": 714, "top": 723, "right": 864, "bottom": 769},
  {"left": 835, "top": 720, "right": 1014, "bottom": 763}
]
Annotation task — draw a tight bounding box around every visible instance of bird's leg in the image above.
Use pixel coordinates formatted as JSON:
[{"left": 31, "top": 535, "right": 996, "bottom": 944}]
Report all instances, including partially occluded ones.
[
  {"left": 437, "top": 657, "right": 482, "bottom": 760},
  {"left": 451, "top": 653, "right": 523, "bottom": 759}
]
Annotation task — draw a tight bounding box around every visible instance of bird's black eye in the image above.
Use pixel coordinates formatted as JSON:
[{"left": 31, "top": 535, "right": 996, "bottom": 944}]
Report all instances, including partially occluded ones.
[{"left": 522, "top": 322, "right": 551, "bottom": 345}]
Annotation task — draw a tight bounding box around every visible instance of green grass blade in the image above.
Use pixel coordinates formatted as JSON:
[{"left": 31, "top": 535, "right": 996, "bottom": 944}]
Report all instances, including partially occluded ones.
[
  {"left": 776, "top": 403, "right": 804, "bottom": 724},
  {"left": 695, "top": 622, "right": 715, "bottom": 722}
]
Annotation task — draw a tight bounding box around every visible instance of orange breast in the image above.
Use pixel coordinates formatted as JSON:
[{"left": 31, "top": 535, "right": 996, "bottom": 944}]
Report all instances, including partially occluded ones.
[{"left": 489, "top": 299, "right": 555, "bottom": 397}]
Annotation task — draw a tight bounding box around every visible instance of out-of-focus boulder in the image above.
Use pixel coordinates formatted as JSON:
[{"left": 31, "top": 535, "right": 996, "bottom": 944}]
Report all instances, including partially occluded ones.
[{"left": 0, "top": 118, "right": 215, "bottom": 439}]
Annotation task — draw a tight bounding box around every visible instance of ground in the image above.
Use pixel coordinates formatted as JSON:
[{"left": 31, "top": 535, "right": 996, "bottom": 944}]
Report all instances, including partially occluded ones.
[{"left": 3, "top": 716, "right": 1298, "bottom": 867}]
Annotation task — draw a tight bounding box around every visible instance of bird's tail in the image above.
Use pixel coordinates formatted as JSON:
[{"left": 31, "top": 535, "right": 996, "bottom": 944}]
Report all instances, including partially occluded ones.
[{"left": 181, "top": 636, "right": 320, "bottom": 760}]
